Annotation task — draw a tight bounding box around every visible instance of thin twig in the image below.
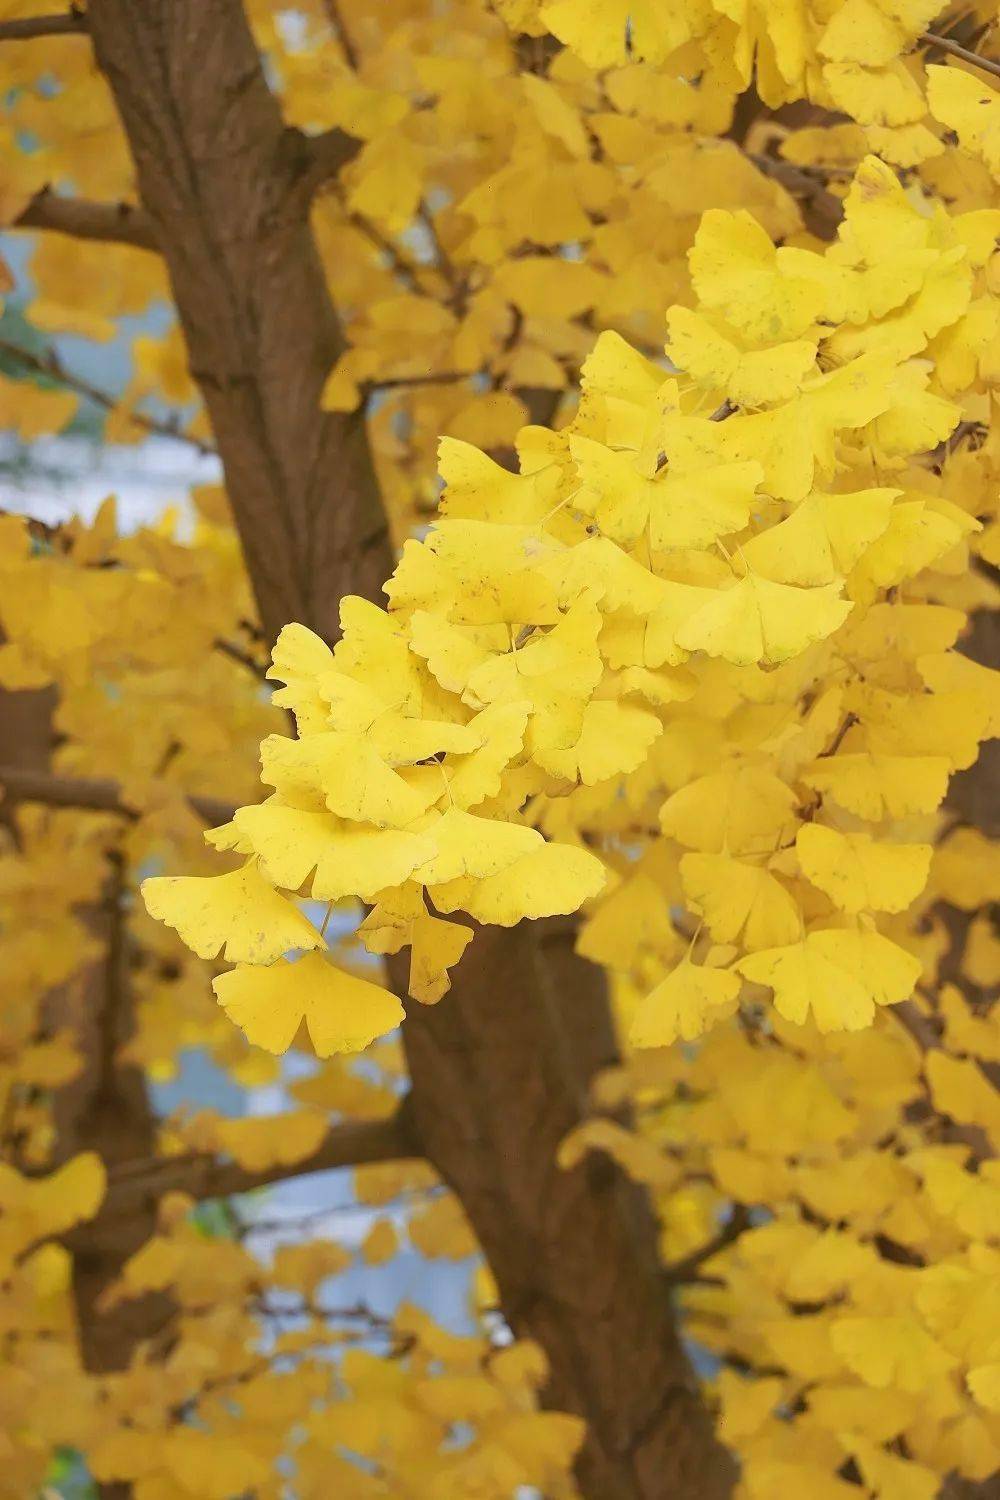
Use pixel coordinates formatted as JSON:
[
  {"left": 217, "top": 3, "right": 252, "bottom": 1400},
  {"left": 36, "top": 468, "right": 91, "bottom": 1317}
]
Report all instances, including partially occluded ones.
[
  {"left": 0, "top": 765, "right": 236, "bottom": 828},
  {"left": 0, "top": 338, "right": 216, "bottom": 457},
  {"left": 663, "top": 1207, "right": 750, "bottom": 1285},
  {"left": 322, "top": 0, "right": 359, "bottom": 70},
  {"left": 367, "top": 369, "right": 476, "bottom": 395},
  {"left": 921, "top": 31, "right": 1000, "bottom": 82},
  {"left": 418, "top": 204, "right": 467, "bottom": 314},
  {"left": 213, "top": 636, "right": 268, "bottom": 679},
  {"left": 0, "top": 10, "right": 86, "bottom": 42}
]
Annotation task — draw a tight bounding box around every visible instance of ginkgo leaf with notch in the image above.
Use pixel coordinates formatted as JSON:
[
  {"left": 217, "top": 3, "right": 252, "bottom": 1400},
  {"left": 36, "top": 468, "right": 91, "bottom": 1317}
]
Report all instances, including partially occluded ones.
[
  {"left": 674, "top": 573, "right": 852, "bottom": 667},
  {"left": 217, "top": 802, "right": 435, "bottom": 904},
  {"left": 630, "top": 961, "right": 742, "bottom": 1048},
  {"left": 740, "top": 488, "right": 898, "bottom": 586},
  {"left": 800, "top": 752, "right": 951, "bottom": 820},
  {"left": 260, "top": 732, "right": 435, "bottom": 828},
  {"left": 142, "top": 862, "right": 322, "bottom": 965},
  {"left": 534, "top": 698, "right": 662, "bottom": 784},
  {"left": 430, "top": 840, "right": 606, "bottom": 926},
  {"left": 680, "top": 851, "right": 802, "bottom": 950},
  {"left": 214, "top": 953, "right": 403, "bottom": 1056},
  {"left": 796, "top": 824, "right": 932, "bottom": 915},
  {"left": 738, "top": 927, "right": 920, "bottom": 1031},
  {"left": 660, "top": 766, "right": 799, "bottom": 855},
  {"left": 569, "top": 435, "right": 761, "bottom": 550},
  {"left": 667, "top": 305, "right": 818, "bottom": 408}
]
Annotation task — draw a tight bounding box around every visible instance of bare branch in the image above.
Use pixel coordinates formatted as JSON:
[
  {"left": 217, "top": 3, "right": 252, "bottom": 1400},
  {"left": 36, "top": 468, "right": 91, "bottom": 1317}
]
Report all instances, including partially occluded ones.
[
  {"left": 894, "top": 997, "right": 941, "bottom": 1053},
  {"left": 0, "top": 765, "right": 235, "bottom": 828},
  {"left": 13, "top": 187, "right": 158, "bottom": 251},
  {"left": 0, "top": 10, "right": 87, "bottom": 41},
  {"left": 749, "top": 152, "right": 844, "bottom": 238},
  {"left": 921, "top": 31, "right": 1000, "bottom": 82},
  {"left": 663, "top": 1207, "right": 750, "bottom": 1285},
  {"left": 0, "top": 338, "right": 216, "bottom": 456},
  {"left": 97, "top": 1104, "right": 422, "bottom": 1220},
  {"left": 368, "top": 369, "right": 476, "bottom": 395},
  {"left": 213, "top": 636, "right": 268, "bottom": 679},
  {"left": 321, "top": 0, "right": 359, "bottom": 71},
  {"left": 342, "top": 202, "right": 426, "bottom": 295}
]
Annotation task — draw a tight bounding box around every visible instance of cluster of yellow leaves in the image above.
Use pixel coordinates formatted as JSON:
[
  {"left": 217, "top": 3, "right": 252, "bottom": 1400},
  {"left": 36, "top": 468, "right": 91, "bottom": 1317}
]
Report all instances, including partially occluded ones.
[
  {"left": 77, "top": 1190, "right": 582, "bottom": 1500},
  {"left": 566, "top": 967, "right": 1000, "bottom": 1497},
  {"left": 0, "top": 498, "right": 283, "bottom": 1143},
  {"left": 154, "top": 156, "right": 997, "bottom": 1060},
  {"left": 508, "top": 0, "right": 996, "bottom": 170}
]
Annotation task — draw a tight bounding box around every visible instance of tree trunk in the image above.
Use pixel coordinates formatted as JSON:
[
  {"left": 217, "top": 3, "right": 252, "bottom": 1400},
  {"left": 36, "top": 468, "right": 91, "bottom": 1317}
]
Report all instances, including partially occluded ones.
[
  {"left": 396, "top": 924, "right": 734, "bottom": 1499},
  {"left": 87, "top": 0, "right": 389, "bottom": 646},
  {"left": 86, "top": 3, "right": 736, "bottom": 1494}
]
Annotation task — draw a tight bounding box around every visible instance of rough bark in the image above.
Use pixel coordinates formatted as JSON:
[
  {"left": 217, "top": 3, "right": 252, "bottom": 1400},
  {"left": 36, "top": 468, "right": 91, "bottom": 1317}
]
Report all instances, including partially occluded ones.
[
  {"left": 396, "top": 925, "right": 734, "bottom": 1500},
  {"left": 87, "top": 0, "right": 389, "bottom": 646},
  {"left": 86, "top": 2, "right": 736, "bottom": 1495}
]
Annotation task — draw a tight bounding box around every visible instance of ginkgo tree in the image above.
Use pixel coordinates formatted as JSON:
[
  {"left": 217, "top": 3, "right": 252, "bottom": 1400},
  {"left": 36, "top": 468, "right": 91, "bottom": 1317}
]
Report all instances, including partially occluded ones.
[{"left": 0, "top": 1, "right": 998, "bottom": 1499}]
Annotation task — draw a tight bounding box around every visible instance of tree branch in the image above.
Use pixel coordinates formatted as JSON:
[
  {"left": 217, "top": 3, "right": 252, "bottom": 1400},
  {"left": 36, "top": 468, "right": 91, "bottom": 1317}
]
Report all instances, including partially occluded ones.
[
  {"left": 0, "top": 765, "right": 235, "bottom": 828},
  {"left": 0, "top": 338, "right": 216, "bottom": 456},
  {"left": 921, "top": 31, "right": 1000, "bottom": 82},
  {"left": 0, "top": 10, "right": 87, "bottom": 41},
  {"left": 13, "top": 187, "right": 159, "bottom": 251},
  {"left": 321, "top": 0, "right": 359, "bottom": 71},
  {"left": 749, "top": 152, "right": 844, "bottom": 239},
  {"left": 663, "top": 1207, "right": 750, "bottom": 1286},
  {"left": 96, "top": 1104, "right": 422, "bottom": 1220}
]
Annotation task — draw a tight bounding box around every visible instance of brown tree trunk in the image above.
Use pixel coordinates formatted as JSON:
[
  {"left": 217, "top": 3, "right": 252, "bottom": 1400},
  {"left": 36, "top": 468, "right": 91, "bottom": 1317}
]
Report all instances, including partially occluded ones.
[
  {"left": 86, "top": 3, "right": 736, "bottom": 1494},
  {"left": 397, "top": 924, "right": 734, "bottom": 1500},
  {"left": 87, "top": 0, "right": 389, "bottom": 646}
]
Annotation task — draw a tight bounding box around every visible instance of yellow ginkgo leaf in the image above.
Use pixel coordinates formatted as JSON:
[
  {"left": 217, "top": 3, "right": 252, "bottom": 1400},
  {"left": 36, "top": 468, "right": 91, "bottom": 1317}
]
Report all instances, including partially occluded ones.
[
  {"left": 680, "top": 852, "right": 802, "bottom": 950},
  {"left": 412, "top": 807, "right": 542, "bottom": 885},
  {"left": 431, "top": 841, "right": 605, "bottom": 926},
  {"left": 830, "top": 1315, "right": 958, "bottom": 1392},
  {"left": 630, "top": 961, "right": 741, "bottom": 1047},
  {"left": 408, "top": 912, "right": 475, "bottom": 1003},
  {"left": 437, "top": 437, "right": 561, "bottom": 524},
  {"left": 266, "top": 623, "right": 335, "bottom": 734},
  {"left": 927, "top": 65, "right": 1000, "bottom": 178},
  {"left": 740, "top": 489, "right": 897, "bottom": 586},
  {"left": 738, "top": 928, "right": 919, "bottom": 1031},
  {"left": 542, "top": 0, "right": 692, "bottom": 69},
  {"left": 667, "top": 305, "right": 817, "bottom": 408},
  {"left": 675, "top": 574, "right": 852, "bottom": 667},
  {"left": 0, "top": 1153, "right": 106, "bottom": 1267},
  {"left": 231, "top": 802, "right": 434, "bottom": 902},
  {"left": 535, "top": 698, "right": 662, "bottom": 784},
  {"left": 215, "top": 1111, "right": 329, "bottom": 1171},
  {"left": 213, "top": 953, "right": 403, "bottom": 1056},
  {"left": 442, "top": 701, "right": 530, "bottom": 808},
  {"left": 361, "top": 1218, "right": 399, "bottom": 1267},
  {"left": 796, "top": 824, "right": 932, "bottom": 914},
  {"left": 688, "top": 208, "right": 826, "bottom": 343},
  {"left": 260, "top": 731, "right": 433, "bottom": 828},
  {"left": 570, "top": 434, "right": 760, "bottom": 549},
  {"left": 800, "top": 752, "right": 950, "bottom": 820},
  {"left": 660, "top": 767, "right": 799, "bottom": 855},
  {"left": 142, "top": 862, "right": 321, "bottom": 964}
]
